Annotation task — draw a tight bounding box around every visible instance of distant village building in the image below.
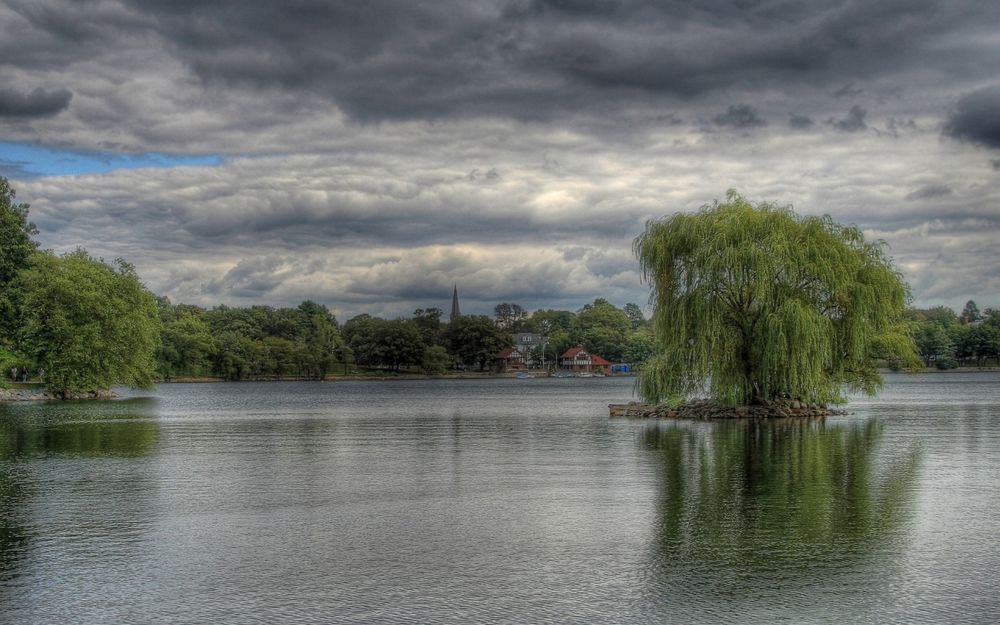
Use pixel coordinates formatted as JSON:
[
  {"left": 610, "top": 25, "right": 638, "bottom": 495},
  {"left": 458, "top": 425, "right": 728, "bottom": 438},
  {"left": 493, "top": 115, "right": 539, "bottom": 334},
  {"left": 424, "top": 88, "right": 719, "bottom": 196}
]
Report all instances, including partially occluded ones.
[
  {"left": 560, "top": 346, "right": 611, "bottom": 375},
  {"left": 495, "top": 347, "right": 527, "bottom": 371},
  {"left": 512, "top": 333, "right": 548, "bottom": 367}
]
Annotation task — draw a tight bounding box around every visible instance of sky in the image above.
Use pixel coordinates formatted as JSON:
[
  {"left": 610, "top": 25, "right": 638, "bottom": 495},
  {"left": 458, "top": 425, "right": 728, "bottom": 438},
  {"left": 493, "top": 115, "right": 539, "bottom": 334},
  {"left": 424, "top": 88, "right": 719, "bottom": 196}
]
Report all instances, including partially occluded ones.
[{"left": 1, "top": 0, "right": 998, "bottom": 320}]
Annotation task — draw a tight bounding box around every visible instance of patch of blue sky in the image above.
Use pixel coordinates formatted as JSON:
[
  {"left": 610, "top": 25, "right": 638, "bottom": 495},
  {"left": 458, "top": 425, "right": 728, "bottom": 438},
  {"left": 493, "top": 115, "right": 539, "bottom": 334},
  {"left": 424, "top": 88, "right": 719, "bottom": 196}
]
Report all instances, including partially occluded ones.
[{"left": 0, "top": 141, "right": 221, "bottom": 177}]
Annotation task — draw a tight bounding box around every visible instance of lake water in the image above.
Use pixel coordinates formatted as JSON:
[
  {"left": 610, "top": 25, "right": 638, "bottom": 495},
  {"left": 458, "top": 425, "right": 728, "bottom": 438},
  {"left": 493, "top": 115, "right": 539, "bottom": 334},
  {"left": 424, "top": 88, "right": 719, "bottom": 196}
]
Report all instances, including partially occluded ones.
[{"left": 1, "top": 373, "right": 998, "bottom": 624}]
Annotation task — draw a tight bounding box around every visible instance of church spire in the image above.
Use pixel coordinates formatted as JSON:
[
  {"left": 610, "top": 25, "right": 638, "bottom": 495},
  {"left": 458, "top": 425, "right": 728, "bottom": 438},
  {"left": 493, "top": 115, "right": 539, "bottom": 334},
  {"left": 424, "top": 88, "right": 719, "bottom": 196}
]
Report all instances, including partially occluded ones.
[{"left": 450, "top": 284, "right": 461, "bottom": 321}]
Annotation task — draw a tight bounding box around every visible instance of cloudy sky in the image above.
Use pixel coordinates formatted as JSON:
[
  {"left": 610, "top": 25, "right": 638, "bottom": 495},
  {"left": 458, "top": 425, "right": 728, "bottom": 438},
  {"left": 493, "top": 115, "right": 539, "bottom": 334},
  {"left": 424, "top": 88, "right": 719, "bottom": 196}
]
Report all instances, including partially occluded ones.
[{"left": 1, "top": 0, "right": 998, "bottom": 319}]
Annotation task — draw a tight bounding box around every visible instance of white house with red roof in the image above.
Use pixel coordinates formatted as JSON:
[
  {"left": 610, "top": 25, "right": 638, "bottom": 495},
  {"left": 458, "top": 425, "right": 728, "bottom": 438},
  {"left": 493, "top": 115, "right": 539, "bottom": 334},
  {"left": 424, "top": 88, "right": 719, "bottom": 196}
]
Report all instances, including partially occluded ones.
[{"left": 560, "top": 346, "right": 611, "bottom": 374}]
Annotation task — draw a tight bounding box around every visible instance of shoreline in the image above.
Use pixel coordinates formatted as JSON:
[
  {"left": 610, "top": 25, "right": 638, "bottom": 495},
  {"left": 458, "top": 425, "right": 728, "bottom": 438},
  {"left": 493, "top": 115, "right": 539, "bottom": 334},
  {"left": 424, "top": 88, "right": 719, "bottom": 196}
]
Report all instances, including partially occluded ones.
[
  {"left": 3, "top": 368, "right": 996, "bottom": 402},
  {"left": 160, "top": 367, "right": 997, "bottom": 384},
  {"left": 0, "top": 388, "right": 116, "bottom": 402},
  {"left": 163, "top": 372, "right": 635, "bottom": 383}
]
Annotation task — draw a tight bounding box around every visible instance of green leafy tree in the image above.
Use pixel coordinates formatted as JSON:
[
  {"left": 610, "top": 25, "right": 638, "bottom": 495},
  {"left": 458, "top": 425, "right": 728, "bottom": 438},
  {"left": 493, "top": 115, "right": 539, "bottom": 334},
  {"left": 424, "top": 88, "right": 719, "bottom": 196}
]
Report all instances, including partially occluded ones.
[
  {"left": 959, "top": 300, "right": 981, "bottom": 325},
  {"left": 260, "top": 336, "right": 299, "bottom": 376},
  {"left": 634, "top": 192, "right": 918, "bottom": 406},
  {"left": 412, "top": 307, "right": 444, "bottom": 346},
  {"left": 213, "top": 330, "right": 258, "bottom": 380},
  {"left": 421, "top": 345, "right": 452, "bottom": 374},
  {"left": 905, "top": 306, "right": 959, "bottom": 326},
  {"left": 343, "top": 314, "right": 380, "bottom": 368},
  {"left": 956, "top": 323, "right": 1000, "bottom": 367},
  {"left": 0, "top": 177, "right": 38, "bottom": 288},
  {"left": 623, "top": 302, "right": 647, "bottom": 330},
  {"left": 527, "top": 309, "right": 575, "bottom": 333},
  {"left": 13, "top": 250, "right": 161, "bottom": 393},
  {"left": 342, "top": 316, "right": 425, "bottom": 372},
  {"left": 205, "top": 305, "right": 265, "bottom": 340},
  {"left": 297, "top": 300, "right": 342, "bottom": 379},
  {"left": 913, "top": 323, "right": 956, "bottom": 368},
  {"left": 446, "top": 315, "right": 512, "bottom": 371},
  {"left": 546, "top": 328, "right": 573, "bottom": 366},
  {"left": 623, "top": 329, "right": 656, "bottom": 367},
  {"left": 158, "top": 309, "right": 218, "bottom": 378},
  {"left": 494, "top": 303, "right": 528, "bottom": 331},
  {"left": 373, "top": 319, "right": 425, "bottom": 372},
  {"left": 0, "top": 178, "right": 40, "bottom": 340},
  {"left": 570, "top": 298, "right": 630, "bottom": 361}
]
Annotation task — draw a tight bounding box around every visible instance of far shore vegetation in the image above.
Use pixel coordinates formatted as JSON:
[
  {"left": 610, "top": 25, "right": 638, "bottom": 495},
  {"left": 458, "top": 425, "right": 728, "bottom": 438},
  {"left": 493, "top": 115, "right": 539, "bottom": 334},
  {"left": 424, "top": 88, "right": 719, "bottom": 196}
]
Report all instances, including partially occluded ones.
[{"left": 2, "top": 178, "right": 999, "bottom": 396}]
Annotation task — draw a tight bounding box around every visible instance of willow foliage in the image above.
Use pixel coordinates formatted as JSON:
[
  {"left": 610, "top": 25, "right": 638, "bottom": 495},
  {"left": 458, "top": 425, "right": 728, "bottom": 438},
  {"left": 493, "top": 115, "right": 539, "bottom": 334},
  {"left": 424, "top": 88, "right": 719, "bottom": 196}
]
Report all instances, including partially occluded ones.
[{"left": 635, "top": 191, "right": 917, "bottom": 406}]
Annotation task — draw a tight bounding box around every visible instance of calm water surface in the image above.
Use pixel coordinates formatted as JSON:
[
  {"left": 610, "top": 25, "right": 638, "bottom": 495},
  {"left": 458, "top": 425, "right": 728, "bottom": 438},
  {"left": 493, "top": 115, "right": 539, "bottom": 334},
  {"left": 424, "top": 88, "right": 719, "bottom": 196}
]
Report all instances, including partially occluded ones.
[{"left": 1, "top": 373, "right": 998, "bottom": 624}]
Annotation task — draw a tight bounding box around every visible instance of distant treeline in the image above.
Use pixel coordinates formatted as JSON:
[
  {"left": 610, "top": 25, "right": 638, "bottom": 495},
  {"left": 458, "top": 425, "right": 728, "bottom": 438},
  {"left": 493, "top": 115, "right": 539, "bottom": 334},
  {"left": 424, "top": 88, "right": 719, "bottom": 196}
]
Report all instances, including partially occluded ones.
[
  {"left": 154, "top": 298, "right": 656, "bottom": 380},
  {"left": 3, "top": 176, "right": 998, "bottom": 393},
  {"left": 906, "top": 301, "right": 1000, "bottom": 368},
  {"left": 154, "top": 297, "right": 1000, "bottom": 381}
]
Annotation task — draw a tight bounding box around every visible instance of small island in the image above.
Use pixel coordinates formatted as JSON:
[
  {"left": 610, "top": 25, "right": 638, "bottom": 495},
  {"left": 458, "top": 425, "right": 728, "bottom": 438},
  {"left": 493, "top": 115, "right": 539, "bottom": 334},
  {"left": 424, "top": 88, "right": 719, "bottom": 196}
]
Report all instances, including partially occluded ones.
[{"left": 618, "top": 191, "right": 919, "bottom": 419}]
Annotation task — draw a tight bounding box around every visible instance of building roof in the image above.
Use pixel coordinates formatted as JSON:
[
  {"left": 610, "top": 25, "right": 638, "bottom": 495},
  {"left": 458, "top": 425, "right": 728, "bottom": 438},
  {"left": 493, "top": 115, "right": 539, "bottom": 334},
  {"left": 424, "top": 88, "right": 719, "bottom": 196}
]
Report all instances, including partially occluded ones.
[
  {"left": 561, "top": 346, "right": 611, "bottom": 365},
  {"left": 496, "top": 347, "right": 523, "bottom": 359}
]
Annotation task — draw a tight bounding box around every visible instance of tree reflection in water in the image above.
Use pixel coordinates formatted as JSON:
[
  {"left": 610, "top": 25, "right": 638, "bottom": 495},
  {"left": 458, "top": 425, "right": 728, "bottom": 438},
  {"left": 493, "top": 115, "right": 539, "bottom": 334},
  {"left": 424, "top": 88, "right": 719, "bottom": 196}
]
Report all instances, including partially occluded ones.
[
  {"left": 641, "top": 418, "right": 921, "bottom": 605},
  {"left": 0, "top": 400, "right": 159, "bottom": 583}
]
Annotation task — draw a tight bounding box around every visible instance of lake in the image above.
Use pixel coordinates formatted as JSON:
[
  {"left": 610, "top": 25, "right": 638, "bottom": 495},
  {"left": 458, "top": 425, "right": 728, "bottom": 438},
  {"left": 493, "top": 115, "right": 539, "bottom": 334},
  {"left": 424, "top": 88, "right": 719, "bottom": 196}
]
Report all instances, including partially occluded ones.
[{"left": 1, "top": 373, "right": 998, "bottom": 624}]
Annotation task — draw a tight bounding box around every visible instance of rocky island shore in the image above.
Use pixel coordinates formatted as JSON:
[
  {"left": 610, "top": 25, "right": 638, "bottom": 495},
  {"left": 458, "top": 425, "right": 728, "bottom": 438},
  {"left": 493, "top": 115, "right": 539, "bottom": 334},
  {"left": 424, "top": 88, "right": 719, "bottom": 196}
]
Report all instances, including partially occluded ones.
[
  {"left": 609, "top": 398, "right": 846, "bottom": 419},
  {"left": 0, "top": 388, "right": 116, "bottom": 401}
]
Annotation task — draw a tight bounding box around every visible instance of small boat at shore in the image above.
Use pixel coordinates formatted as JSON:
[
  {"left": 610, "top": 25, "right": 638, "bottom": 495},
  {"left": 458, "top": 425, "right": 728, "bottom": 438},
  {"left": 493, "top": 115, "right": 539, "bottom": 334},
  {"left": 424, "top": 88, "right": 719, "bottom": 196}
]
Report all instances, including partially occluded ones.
[{"left": 515, "top": 372, "right": 534, "bottom": 379}]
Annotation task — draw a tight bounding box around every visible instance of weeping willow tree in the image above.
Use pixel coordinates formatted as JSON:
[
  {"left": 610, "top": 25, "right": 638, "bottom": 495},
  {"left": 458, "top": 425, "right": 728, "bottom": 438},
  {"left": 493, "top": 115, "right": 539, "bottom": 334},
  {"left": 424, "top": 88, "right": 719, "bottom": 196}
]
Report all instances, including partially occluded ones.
[{"left": 635, "top": 191, "right": 918, "bottom": 406}]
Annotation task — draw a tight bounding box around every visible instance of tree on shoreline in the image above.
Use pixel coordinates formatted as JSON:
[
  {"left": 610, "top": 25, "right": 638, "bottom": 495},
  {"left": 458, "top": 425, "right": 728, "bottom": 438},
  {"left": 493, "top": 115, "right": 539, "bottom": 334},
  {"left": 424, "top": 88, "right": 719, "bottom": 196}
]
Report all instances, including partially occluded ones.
[
  {"left": 0, "top": 178, "right": 40, "bottom": 342},
  {"left": 446, "top": 315, "right": 511, "bottom": 371},
  {"left": 1, "top": 178, "right": 162, "bottom": 393},
  {"left": 13, "top": 251, "right": 160, "bottom": 393},
  {"left": 634, "top": 191, "right": 918, "bottom": 406},
  {"left": 0, "top": 178, "right": 38, "bottom": 288}
]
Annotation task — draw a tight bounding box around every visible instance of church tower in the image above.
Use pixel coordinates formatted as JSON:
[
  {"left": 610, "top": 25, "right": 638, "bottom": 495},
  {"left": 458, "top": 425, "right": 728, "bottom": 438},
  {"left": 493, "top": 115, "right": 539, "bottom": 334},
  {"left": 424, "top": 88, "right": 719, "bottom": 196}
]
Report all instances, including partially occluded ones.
[{"left": 450, "top": 284, "right": 461, "bottom": 321}]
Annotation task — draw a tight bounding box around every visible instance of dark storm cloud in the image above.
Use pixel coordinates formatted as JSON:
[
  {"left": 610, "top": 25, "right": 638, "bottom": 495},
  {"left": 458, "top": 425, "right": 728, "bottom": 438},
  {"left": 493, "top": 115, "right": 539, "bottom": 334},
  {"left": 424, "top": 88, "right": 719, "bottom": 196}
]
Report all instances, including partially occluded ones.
[
  {"left": 788, "top": 113, "right": 814, "bottom": 129},
  {"left": 204, "top": 256, "right": 290, "bottom": 298},
  {"left": 885, "top": 117, "right": 917, "bottom": 137},
  {"left": 944, "top": 86, "right": 1000, "bottom": 149},
  {"left": 18, "top": 157, "right": 648, "bottom": 255},
  {"left": 202, "top": 254, "right": 328, "bottom": 298},
  {"left": 906, "top": 184, "right": 952, "bottom": 201},
  {"left": 712, "top": 104, "right": 766, "bottom": 129},
  {"left": 832, "top": 83, "right": 863, "bottom": 98},
  {"left": 5, "top": 0, "right": 997, "bottom": 125},
  {"left": 5, "top": 0, "right": 1000, "bottom": 313},
  {"left": 828, "top": 105, "right": 867, "bottom": 132},
  {"left": 0, "top": 87, "right": 72, "bottom": 117}
]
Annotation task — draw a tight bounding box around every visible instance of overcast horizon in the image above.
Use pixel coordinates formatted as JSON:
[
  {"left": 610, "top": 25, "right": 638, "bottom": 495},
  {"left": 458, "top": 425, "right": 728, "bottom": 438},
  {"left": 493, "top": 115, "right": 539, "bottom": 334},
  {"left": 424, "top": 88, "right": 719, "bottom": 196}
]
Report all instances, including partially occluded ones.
[{"left": 2, "top": 0, "right": 998, "bottom": 319}]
